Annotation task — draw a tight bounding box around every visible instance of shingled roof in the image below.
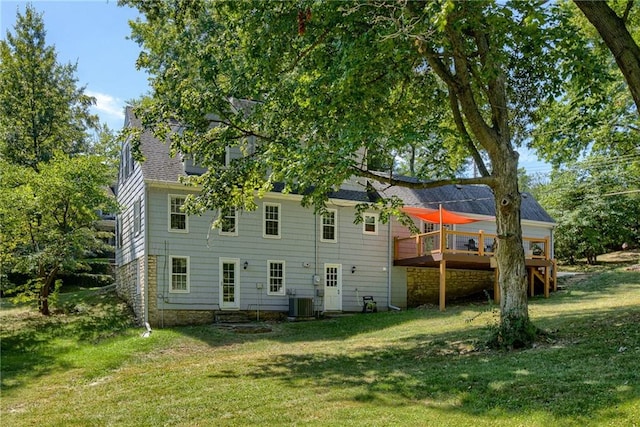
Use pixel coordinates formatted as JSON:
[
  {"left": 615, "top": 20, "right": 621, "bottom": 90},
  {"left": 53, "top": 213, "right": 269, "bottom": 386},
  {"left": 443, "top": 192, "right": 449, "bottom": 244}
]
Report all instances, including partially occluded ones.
[
  {"left": 125, "top": 108, "right": 553, "bottom": 221},
  {"left": 125, "top": 108, "right": 377, "bottom": 203},
  {"left": 373, "top": 177, "right": 555, "bottom": 224},
  {"left": 125, "top": 107, "right": 186, "bottom": 183}
]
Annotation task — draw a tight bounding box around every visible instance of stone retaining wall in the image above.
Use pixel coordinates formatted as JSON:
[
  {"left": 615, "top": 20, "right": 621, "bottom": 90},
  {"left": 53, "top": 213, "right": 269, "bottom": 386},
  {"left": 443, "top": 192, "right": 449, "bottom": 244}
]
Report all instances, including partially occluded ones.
[{"left": 406, "top": 267, "right": 494, "bottom": 307}]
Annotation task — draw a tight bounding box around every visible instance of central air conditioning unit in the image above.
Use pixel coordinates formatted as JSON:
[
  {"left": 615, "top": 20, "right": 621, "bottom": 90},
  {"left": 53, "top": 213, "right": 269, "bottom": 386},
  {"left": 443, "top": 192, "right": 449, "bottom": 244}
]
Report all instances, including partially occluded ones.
[{"left": 289, "top": 297, "right": 313, "bottom": 317}]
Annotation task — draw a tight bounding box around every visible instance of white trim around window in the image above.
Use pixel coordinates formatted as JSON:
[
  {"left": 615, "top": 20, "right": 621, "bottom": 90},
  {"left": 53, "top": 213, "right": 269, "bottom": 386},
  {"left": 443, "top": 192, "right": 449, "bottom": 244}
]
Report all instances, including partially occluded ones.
[
  {"left": 320, "top": 209, "right": 337, "bottom": 243},
  {"left": 363, "top": 213, "right": 378, "bottom": 235},
  {"left": 168, "top": 194, "right": 188, "bottom": 233},
  {"left": 267, "top": 260, "right": 286, "bottom": 296},
  {"left": 263, "top": 202, "right": 281, "bottom": 239},
  {"left": 219, "top": 207, "right": 238, "bottom": 236},
  {"left": 169, "top": 256, "right": 190, "bottom": 293}
]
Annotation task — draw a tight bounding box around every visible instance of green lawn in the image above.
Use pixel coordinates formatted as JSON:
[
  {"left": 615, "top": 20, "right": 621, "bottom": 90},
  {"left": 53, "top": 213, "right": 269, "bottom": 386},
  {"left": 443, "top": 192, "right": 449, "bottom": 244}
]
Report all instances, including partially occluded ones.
[{"left": 2, "top": 270, "right": 639, "bottom": 426}]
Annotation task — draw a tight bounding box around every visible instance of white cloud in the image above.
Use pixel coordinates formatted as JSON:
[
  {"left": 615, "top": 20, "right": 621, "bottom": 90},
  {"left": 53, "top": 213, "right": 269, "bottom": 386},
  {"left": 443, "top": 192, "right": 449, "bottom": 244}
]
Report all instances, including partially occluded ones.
[{"left": 86, "top": 90, "right": 125, "bottom": 120}]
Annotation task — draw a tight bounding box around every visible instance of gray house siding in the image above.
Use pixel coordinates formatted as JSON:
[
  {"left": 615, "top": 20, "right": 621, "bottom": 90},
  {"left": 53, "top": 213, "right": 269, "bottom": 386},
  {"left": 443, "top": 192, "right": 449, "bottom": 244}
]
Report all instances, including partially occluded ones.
[
  {"left": 115, "top": 141, "right": 147, "bottom": 323},
  {"left": 116, "top": 142, "right": 146, "bottom": 266},
  {"left": 145, "top": 186, "right": 390, "bottom": 315}
]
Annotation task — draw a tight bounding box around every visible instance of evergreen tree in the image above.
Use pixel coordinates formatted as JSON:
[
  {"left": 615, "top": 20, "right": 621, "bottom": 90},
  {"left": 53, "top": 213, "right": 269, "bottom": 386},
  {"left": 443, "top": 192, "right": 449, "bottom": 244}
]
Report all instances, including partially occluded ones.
[{"left": 0, "top": 4, "right": 98, "bottom": 170}]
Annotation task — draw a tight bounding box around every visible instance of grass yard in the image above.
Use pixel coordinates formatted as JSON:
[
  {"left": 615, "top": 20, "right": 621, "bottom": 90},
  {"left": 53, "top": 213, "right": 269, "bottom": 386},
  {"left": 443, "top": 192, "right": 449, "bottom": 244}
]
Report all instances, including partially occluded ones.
[{"left": 1, "top": 268, "right": 639, "bottom": 426}]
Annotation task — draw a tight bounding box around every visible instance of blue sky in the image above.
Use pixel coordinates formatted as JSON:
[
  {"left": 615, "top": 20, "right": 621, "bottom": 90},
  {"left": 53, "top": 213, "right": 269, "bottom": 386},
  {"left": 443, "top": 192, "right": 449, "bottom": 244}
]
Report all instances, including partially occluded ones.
[
  {"left": 1, "top": 0, "right": 551, "bottom": 175},
  {"left": 1, "top": 0, "right": 148, "bottom": 130}
]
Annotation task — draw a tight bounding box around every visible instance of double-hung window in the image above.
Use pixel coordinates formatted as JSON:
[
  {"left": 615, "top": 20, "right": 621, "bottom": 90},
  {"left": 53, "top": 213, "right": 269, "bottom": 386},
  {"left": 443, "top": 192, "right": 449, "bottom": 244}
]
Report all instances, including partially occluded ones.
[
  {"left": 169, "top": 195, "right": 188, "bottom": 232},
  {"left": 363, "top": 213, "right": 378, "bottom": 235},
  {"left": 263, "top": 203, "right": 280, "bottom": 238},
  {"left": 321, "top": 209, "right": 337, "bottom": 243},
  {"left": 267, "top": 260, "right": 285, "bottom": 295},
  {"left": 219, "top": 207, "right": 237, "bottom": 235},
  {"left": 170, "top": 256, "right": 189, "bottom": 293}
]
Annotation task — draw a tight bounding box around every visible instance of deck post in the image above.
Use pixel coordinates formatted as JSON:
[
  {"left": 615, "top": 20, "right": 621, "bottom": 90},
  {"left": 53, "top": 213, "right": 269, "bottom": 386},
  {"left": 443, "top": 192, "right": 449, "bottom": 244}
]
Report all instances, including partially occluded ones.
[
  {"left": 416, "top": 235, "right": 421, "bottom": 257},
  {"left": 439, "top": 259, "right": 446, "bottom": 311},
  {"left": 552, "top": 260, "right": 558, "bottom": 292},
  {"left": 529, "top": 267, "right": 535, "bottom": 297},
  {"left": 544, "top": 265, "right": 550, "bottom": 298},
  {"left": 478, "top": 230, "right": 484, "bottom": 256}
]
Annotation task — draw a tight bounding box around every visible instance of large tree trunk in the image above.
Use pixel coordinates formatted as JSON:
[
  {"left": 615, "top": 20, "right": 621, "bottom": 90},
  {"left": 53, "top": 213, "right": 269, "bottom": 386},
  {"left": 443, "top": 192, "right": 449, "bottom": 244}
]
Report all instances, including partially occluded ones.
[
  {"left": 574, "top": 0, "right": 640, "bottom": 115},
  {"left": 421, "top": 12, "right": 536, "bottom": 347},
  {"left": 491, "top": 147, "right": 533, "bottom": 347}
]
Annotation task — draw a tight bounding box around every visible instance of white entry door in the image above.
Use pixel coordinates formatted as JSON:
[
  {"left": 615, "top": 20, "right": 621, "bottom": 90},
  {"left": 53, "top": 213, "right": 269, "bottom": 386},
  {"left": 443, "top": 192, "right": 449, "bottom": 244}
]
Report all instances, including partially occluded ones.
[
  {"left": 219, "top": 258, "right": 240, "bottom": 310},
  {"left": 324, "top": 263, "right": 342, "bottom": 311}
]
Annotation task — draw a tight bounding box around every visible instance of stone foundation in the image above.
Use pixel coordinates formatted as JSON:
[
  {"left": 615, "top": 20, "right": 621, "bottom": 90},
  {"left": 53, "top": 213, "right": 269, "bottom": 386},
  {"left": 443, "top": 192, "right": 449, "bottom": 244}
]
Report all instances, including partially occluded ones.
[
  {"left": 116, "top": 258, "right": 144, "bottom": 325},
  {"left": 406, "top": 267, "right": 494, "bottom": 307},
  {"left": 150, "top": 309, "right": 216, "bottom": 327}
]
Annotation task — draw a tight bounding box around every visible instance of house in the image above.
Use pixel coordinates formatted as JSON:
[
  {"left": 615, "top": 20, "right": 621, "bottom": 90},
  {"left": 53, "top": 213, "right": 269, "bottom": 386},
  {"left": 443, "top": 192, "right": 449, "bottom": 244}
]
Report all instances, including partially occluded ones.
[
  {"left": 115, "top": 109, "right": 557, "bottom": 326},
  {"left": 115, "top": 109, "right": 392, "bottom": 327}
]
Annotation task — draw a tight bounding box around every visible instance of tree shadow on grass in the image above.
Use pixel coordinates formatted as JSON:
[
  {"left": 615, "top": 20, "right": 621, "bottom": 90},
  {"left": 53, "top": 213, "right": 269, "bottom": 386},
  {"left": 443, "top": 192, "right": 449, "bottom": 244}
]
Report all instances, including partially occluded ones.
[
  {"left": 205, "top": 307, "right": 639, "bottom": 423},
  {"left": 0, "top": 289, "right": 136, "bottom": 391}
]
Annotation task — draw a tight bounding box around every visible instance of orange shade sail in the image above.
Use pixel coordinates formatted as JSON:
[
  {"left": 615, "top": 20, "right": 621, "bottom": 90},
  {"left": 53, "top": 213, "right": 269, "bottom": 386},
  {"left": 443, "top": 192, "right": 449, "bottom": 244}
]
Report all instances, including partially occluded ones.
[{"left": 402, "top": 206, "right": 482, "bottom": 225}]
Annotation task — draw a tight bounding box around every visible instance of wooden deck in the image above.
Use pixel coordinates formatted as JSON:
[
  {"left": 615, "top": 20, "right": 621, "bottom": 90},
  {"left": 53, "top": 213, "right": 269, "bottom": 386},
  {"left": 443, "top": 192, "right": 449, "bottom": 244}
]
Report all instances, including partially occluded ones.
[{"left": 394, "top": 229, "right": 557, "bottom": 310}]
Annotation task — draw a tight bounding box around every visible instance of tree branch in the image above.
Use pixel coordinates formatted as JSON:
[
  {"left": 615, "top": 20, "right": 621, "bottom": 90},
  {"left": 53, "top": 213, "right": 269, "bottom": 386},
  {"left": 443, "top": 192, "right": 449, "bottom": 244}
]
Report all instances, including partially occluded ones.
[
  {"left": 287, "top": 28, "right": 331, "bottom": 72},
  {"left": 448, "top": 90, "right": 491, "bottom": 176},
  {"left": 575, "top": 0, "right": 640, "bottom": 114},
  {"left": 623, "top": 0, "right": 634, "bottom": 23},
  {"left": 443, "top": 21, "right": 502, "bottom": 157},
  {"left": 353, "top": 166, "right": 496, "bottom": 189}
]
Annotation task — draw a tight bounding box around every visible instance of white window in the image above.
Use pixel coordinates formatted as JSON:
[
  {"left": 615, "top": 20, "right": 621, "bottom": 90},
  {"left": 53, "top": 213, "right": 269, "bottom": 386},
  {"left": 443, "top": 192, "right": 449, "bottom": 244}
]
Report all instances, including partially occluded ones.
[
  {"left": 267, "top": 260, "right": 285, "bottom": 295},
  {"left": 363, "top": 213, "right": 378, "bottom": 235},
  {"left": 121, "top": 143, "right": 135, "bottom": 180},
  {"left": 169, "top": 256, "right": 189, "bottom": 293},
  {"left": 263, "top": 203, "right": 281, "bottom": 238},
  {"left": 321, "top": 209, "right": 337, "bottom": 243},
  {"left": 169, "top": 195, "right": 188, "bottom": 232},
  {"left": 219, "top": 207, "right": 237, "bottom": 235},
  {"left": 133, "top": 198, "right": 141, "bottom": 236},
  {"left": 422, "top": 221, "right": 440, "bottom": 233}
]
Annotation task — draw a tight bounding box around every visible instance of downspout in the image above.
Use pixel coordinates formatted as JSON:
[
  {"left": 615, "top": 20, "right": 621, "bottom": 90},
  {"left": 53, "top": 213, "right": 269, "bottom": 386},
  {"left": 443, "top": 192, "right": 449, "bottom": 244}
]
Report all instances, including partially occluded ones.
[
  {"left": 143, "top": 182, "right": 149, "bottom": 326},
  {"left": 387, "top": 220, "right": 401, "bottom": 311},
  {"left": 314, "top": 211, "right": 320, "bottom": 316}
]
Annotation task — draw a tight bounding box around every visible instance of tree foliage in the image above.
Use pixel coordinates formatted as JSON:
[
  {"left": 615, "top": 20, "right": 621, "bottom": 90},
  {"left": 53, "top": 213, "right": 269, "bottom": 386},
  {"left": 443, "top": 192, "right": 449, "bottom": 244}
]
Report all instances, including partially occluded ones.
[
  {"left": 531, "top": 1, "right": 640, "bottom": 172},
  {"left": 0, "top": 4, "right": 98, "bottom": 171},
  {"left": 537, "top": 155, "right": 640, "bottom": 264},
  {"left": 0, "top": 5, "right": 116, "bottom": 314},
  {"left": 0, "top": 155, "right": 117, "bottom": 314},
  {"left": 88, "top": 123, "right": 121, "bottom": 181}
]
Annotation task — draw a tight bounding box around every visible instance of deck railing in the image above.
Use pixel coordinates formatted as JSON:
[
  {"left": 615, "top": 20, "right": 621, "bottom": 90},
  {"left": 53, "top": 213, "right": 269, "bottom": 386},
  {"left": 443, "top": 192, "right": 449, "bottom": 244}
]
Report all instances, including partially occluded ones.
[{"left": 394, "top": 229, "right": 550, "bottom": 261}]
